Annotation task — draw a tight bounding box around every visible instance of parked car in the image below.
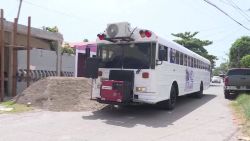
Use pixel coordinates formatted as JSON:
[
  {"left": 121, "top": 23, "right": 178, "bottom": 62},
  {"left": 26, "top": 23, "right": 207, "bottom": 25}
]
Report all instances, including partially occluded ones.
[
  {"left": 224, "top": 68, "right": 250, "bottom": 99},
  {"left": 211, "top": 76, "right": 221, "bottom": 83}
]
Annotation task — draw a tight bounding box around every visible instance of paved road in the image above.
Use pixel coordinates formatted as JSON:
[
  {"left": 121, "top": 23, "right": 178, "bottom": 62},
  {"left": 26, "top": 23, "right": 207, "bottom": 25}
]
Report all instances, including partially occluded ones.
[{"left": 0, "top": 84, "right": 238, "bottom": 141}]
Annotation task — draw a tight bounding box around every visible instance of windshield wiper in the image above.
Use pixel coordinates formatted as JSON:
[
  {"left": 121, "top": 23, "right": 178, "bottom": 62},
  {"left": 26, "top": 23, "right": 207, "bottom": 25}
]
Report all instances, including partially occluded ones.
[{"left": 136, "top": 68, "right": 142, "bottom": 74}]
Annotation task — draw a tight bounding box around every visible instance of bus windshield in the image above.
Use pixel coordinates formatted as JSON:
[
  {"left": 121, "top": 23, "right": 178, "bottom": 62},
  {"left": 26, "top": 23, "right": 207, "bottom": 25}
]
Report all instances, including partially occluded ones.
[{"left": 98, "top": 42, "right": 155, "bottom": 69}]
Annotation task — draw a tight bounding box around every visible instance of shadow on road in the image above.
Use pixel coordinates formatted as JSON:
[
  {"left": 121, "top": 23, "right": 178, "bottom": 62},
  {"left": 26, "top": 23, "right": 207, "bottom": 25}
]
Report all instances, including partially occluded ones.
[{"left": 82, "top": 94, "right": 216, "bottom": 128}]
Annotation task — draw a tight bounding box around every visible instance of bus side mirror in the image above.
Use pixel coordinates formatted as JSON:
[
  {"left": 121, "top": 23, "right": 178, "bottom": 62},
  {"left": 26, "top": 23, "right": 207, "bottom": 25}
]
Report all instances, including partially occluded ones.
[
  {"left": 158, "top": 49, "right": 164, "bottom": 61},
  {"left": 85, "top": 57, "right": 100, "bottom": 79}
]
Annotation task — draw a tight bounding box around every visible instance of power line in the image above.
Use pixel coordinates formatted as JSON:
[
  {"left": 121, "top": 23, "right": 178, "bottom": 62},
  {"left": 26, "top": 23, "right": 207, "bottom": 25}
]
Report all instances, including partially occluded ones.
[
  {"left": 198, "top": 25, "right": 241, "bottom": 39},
  {"left": 203, "top": 0, "right": 250, "bottom": 31},
  {"left": 225, "top": 0, "right": 250, "bottom": 22},
  {"left": 181, "top": 0, "right": 244, "bottom": 34},
  {"left": 22, "top": 0, "right": 86, "bottom": 22}
]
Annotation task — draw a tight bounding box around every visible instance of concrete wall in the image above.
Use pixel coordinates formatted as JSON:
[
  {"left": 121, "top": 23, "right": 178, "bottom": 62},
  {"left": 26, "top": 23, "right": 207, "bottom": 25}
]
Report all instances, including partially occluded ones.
[
  {"left": 17, "top": 48, "right": 75, "bottom": 71},
  {"left": 16, "top": 34, "right": 51, "bottom": 50},
  {"left": 16, "top": 48, "right": 75, "bottom": 94}
]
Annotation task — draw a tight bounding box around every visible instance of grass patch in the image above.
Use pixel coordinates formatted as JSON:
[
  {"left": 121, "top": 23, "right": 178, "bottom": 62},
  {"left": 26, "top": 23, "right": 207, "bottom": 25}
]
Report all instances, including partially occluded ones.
[
  {"left": 231, "top": 93, "right": 250, "bottom": 137},
  {"left": 0, "top": 101, "right": 32, "bottom": 114}
]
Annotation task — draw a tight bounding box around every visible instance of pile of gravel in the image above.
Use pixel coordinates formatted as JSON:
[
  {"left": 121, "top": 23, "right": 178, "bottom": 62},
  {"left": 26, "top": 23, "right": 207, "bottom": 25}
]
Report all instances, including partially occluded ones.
[{"left": 17, "top": 77, "right": 106, "bottom": 111}]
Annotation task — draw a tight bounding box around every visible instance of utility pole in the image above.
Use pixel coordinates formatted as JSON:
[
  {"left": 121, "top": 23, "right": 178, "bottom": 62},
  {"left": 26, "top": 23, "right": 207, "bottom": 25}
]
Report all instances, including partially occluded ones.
[
  {"left": 27, "top": 17, "right": 31, "bottom": 87},
  {"left": 0, "top": 9, "right": 4, "bottom": 102},
  {"left": 8, "top": 0, "right": 22, "bottom": 97},
  {"left": 17, "top": 0, "right": 23, "bottom": 20}
]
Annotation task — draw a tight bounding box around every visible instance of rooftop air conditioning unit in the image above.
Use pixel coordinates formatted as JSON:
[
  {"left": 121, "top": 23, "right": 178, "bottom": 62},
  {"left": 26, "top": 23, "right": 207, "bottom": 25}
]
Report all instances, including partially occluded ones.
[{"left": 106, "top": 22, "right": 131, "bottom": 38}]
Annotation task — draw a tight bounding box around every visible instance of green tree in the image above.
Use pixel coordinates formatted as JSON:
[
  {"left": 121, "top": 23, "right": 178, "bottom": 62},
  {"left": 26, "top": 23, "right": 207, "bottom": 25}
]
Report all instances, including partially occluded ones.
[
  {"left": 172, "top": 32, "right": 218, "bottom": 68},
  {"left": 61, "top": 43, "right": 74, "bottom": 55},
  {"left": 240, "top": 55, "right": 250, "bottom": 68},
  {"left": 43, "top": 26, "right": 60, "bottom": 51},
  {"left": 83, "top": 39, "right": 89, "bottom": 42},
  {"left": 43, "top": 26, "right": 59, "bottom": 33},
  {"left": 229, "top": 36, "right": 250, "bottom": 67},
  {"left": 60, "top": 43, "right": 75, "bottom": 75},
  {"left": 213, "top": 62, "right": 229, "bottom": 76}
]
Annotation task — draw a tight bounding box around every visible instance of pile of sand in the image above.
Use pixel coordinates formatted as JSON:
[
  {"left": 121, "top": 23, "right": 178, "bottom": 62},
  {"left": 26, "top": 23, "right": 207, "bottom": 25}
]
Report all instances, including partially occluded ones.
[{"left": 17, "top": 77, "right": 106, "bottom": 111}]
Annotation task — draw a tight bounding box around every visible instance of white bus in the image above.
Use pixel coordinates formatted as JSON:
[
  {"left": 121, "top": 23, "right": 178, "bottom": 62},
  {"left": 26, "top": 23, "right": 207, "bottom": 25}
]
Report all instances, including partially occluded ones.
[{"left": 87, "top": 22, "right": 211, "bottom": 110}]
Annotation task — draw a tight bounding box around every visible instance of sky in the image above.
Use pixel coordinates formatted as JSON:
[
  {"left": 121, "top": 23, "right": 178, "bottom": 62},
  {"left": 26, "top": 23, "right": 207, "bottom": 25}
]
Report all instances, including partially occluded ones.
[{"left": 1, "top": 0, "right": 250, "bottom": 67}]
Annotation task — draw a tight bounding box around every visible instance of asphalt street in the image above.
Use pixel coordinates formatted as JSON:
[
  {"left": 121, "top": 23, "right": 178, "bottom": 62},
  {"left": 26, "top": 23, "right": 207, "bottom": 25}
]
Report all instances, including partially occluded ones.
[{"left": 0, "top": 84, "right": 238, "bottom": 141}]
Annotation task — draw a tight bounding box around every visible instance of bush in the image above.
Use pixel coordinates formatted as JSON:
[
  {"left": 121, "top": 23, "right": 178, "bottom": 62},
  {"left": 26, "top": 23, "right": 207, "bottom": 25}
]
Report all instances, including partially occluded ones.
[
  {"left": 236, "top": 94, "right": 250, "bottom": 119},
  {"left": 241, "top": 55, "right": 250, "bottom": 68}
]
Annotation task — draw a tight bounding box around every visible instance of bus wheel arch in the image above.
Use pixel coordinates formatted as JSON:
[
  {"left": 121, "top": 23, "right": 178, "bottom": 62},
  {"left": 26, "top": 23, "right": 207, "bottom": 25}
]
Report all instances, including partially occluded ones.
[
  {"left": 194, "top": 81, "right": 204, "bottom": 98},
  {"left": 157, "top": 81, "right": 178, "bottom": 110}
]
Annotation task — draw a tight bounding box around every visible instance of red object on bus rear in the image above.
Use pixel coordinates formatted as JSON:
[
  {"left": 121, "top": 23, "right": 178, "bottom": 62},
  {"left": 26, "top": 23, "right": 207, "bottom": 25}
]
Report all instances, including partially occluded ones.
[
  {"left": 224, "top": 76, "right": 229, "bottom": 86},
  {"left": 100, "top": 80, "right": 131, "bottom": 103},
  {"left": 100, "top": 80, "right": 123, "bottom": 102}
]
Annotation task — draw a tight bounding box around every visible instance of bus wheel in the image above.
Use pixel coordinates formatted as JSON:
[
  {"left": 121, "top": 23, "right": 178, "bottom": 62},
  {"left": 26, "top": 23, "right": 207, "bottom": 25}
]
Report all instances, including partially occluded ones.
[
  {"left": 168, "top": 85, "right": 177, "bottom": 110},
  {"left": 195, "top": 83, "right": 203, "bottom": 98},
  {"left": 158, "top": 85, "right": 177, "bottom": 110}
]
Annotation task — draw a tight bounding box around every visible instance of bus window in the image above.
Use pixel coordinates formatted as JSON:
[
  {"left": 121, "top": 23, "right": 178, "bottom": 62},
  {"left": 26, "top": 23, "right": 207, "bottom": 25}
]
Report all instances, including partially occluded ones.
[
  {"left": 184, "top": 54, "right": 187, "bottom": 66},
  {"left": 158, "top": 44, "right": 168, "bottom": 61},
  {"left": 180, "top": 53, "right": 183, "bottom": 65},
  {"left": 175, "top": 51, "right": 180, "bottom": 64},
  {"left": 197, "top": 60, "right": 199, "bottom": 68},
  {"left": 188, "top": 56, "right": 191, "bottom": 67},
  {"left": 164, "top": 46, "right": 168, "bottom": 61},
  {"left": 191, "top": 58, "right": 194, "bottom": 68},
  {"left": 194, "top": 59, "right": 197, "bottom": 68},
  {"left": 170, "top": 48, "right": 176, "bottom": 63}
]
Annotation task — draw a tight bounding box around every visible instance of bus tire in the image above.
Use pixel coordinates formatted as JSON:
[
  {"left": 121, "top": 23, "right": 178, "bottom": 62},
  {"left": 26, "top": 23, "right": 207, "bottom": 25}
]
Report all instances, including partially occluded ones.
[
  {"left": 158, "top": 85, "right": 177, "bottom": 110},
  {"left": 167, "top": 85, "right": 177, "bottom": 110},
  {"left": 194, "top": 83, "right": 203, "bottom": 98}
]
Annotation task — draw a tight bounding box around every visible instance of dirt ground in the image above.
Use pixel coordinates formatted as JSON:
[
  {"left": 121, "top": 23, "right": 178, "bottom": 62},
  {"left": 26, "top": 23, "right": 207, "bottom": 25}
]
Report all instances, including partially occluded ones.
[{"left": 17, "top": 77, "right": 106, "bottom": 111}]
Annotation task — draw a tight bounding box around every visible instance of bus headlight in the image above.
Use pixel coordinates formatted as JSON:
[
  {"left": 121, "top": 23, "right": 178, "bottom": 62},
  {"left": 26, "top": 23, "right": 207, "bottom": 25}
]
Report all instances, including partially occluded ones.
[{"left": 136, "top": 87, "right": 147, "bottom": 92}]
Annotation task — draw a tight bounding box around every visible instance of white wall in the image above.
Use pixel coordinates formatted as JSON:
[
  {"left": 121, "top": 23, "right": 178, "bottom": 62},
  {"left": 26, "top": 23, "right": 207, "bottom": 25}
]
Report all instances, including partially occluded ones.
[{"left": 16, "top": 48, "right": 75, "bottom": 94}]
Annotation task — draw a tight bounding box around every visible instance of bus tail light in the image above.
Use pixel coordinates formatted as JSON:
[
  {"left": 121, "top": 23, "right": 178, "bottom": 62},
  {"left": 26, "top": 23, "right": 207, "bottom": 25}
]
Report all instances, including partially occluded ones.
[
  {"left": 97, "top": 34, "right": 106, "bottom": 40},
  {"left": 224, "top": 76, "right": 229, "bottom": 86},
  {"left": 142, "top": 72, "right": 149, "bottom": 78},
  {"left": 139, "top": 30, "right": 152, "bottom": 38},
  {"left": 145, "top": 30, "right": 152, "bottom": 37},
  {"left": 98, "top": 71, "right": 103, "bottom": 76}
]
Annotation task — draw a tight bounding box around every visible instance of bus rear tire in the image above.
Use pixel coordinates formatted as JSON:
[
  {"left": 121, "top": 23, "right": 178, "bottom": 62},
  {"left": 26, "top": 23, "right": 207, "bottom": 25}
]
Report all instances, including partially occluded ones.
[
  {"left": 194, "top": 83, "right": 203, "bottom": 98},
  {"left": 157, "top": 85, "right": 177, "bottom": 110}
]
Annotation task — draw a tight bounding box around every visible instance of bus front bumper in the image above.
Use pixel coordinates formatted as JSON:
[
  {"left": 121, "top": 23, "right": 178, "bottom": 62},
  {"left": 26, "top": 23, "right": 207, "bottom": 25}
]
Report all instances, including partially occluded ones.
[{"left": 133, "top": 92, "right": 160, "bottom": 104}]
